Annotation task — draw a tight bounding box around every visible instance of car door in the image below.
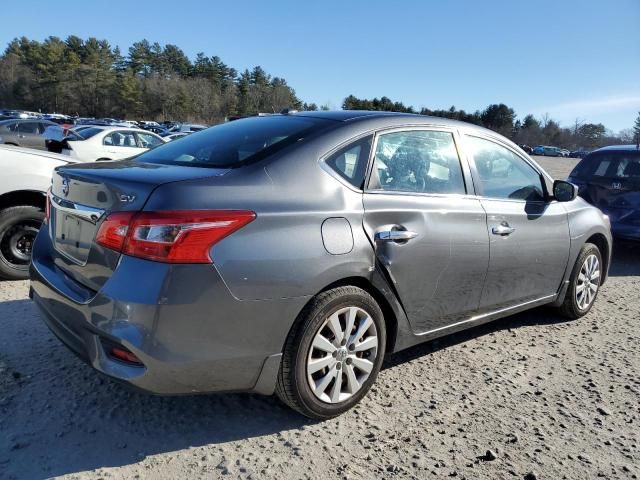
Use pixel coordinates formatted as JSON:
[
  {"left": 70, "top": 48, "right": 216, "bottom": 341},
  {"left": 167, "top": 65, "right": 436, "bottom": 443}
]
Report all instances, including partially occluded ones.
[
  {"left": 103, "top": 130, "right": 143, "bottom": 159},
  {"left": 464, "top": 134, "right": 570, "bottom": 311},
  {"left": 362, "top": 128, "right": 489, "bottom": 334},
  {"left": 17, "top": 121, "right": 45, "bottom": 149}
]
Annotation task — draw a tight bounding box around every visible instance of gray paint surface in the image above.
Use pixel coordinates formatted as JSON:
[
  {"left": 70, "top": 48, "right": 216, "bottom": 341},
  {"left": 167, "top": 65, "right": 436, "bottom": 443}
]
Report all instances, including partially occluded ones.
[{"left": 30, "top": 111, "right": 612, "bottom": 396}]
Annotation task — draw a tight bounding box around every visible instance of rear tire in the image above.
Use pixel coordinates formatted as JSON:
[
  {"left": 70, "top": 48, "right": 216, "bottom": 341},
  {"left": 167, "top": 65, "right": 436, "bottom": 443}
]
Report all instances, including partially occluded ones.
[
  {"left": 557, "top": 243, "right": 602, "bottom": 319},
  {"left": 276, "top": 286, "right": 386, "bottom": 419},
  {"left": 0, "top": 205, "right": 44, "bottom": 280}
]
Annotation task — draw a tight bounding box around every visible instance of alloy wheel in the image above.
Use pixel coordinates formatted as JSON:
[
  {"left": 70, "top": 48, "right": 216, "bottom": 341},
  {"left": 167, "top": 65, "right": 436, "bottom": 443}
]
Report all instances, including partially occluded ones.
[
  {"left": 575, "top": 253, "right": 600, "bottom": 310},
  {"left": 306, "top": 306, "right": 379, "bottom": 404}
]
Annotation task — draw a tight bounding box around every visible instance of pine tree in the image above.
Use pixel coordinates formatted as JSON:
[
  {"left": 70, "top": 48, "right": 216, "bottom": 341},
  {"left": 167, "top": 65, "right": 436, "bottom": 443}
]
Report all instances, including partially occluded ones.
[{"left": 634, "top": 112, "right": 640, "bottom": 147}]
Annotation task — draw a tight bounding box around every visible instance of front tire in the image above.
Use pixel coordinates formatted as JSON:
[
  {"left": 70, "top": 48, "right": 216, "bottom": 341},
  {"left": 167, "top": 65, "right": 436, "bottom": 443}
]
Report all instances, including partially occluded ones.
[
  {"left": 557, "top": 242, "right": 602, "bottom": 319},
  {"left": 276, "top": 286, "right": 386, "bottom": 419},
  {"left": 0, "top": 206, "right": 44, "bottom": 280}
]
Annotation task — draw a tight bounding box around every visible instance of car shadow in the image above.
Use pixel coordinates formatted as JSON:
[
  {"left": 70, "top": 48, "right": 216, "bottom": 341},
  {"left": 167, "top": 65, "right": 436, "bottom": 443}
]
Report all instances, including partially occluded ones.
[
  {"left": 0, "top": 298, "right": 313, "bottom": 479},
  {"left": 383, "top": 304, "right": 570, "bottom": 370},
  {"left": 608, "top": 239, "right": 640, "bottom": 276}
]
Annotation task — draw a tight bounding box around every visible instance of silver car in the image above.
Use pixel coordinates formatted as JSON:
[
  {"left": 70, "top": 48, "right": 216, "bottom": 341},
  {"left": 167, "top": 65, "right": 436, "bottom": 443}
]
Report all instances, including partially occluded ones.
[
  {"left": 0, "top": 119, "right": 58, "bottom": 150},
  {"left": 30, "top": 111, "right": 612, "bottom": 419}
]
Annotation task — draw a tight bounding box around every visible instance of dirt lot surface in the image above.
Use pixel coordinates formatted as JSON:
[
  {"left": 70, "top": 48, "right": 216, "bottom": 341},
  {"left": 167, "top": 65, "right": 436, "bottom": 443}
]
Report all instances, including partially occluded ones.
[{"left": 1, "top": 157, "right": 639, "bottom": 480}]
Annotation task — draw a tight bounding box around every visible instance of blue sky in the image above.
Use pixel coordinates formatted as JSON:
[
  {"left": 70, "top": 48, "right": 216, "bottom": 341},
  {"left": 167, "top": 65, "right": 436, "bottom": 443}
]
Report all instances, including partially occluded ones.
[{"left": 2, "top": 0, "right": 638, "bottom": 131}]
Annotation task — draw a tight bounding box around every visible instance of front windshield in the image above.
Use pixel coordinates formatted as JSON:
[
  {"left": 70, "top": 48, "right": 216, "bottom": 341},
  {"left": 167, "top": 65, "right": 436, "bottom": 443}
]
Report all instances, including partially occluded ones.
[{"left": 135, "top": 115, "right": 335, "bottom": 168}]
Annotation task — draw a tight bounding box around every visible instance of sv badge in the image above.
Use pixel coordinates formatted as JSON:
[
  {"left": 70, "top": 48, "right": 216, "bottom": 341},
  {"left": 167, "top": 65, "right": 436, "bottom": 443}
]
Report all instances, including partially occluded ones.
[{"left": 119, "top": 194, "right": 137, "bottom": 203}]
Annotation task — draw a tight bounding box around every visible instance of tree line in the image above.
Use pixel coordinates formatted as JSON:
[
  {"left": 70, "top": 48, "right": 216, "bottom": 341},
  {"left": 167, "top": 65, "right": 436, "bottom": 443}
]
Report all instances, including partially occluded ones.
[
  {"left": 0, "top": 36, "right": 635, "bottom": 149},
  {"left": 0, "top": 36, "right": 307, "bottom": 124},
  {"left": 343, "top": 95, "right": 635, "bottom": 150}
]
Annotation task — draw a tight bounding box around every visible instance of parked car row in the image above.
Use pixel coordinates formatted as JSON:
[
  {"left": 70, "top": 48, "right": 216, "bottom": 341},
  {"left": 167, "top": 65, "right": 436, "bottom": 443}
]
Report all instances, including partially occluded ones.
[
  {"left": 528, "top": 145, "right": 593, "bottom": 158},
  {"left": 0, "top": 119, "right": 178, "bottom": 160},
  {"left": 61, "top": 126, "right": 167, "bottom": 162},
  {"left": 0, "top": 108, "right": 207, "bottom": 139},
  {"left": 532, "top": 145, "right": 569, "bottom": 157}
]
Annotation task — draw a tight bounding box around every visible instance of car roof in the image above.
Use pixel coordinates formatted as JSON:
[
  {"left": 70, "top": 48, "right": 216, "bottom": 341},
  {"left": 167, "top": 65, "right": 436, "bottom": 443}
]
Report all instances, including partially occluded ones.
[
  {"left": 292, "top": 110, "right": 426, "bottom": 122},
  {"left": 593, "top": 144, "right": 640, "bottom": 152},
  {"left": 291, "top": 110, "right": 505, "bottom": 133},
  {"left": 88, "top": 126, "right": 156, "bottom": 134}
]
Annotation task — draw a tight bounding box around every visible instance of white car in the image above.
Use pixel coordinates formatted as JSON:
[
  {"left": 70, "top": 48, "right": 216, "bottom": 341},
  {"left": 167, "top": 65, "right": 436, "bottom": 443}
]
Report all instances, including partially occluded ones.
[
  {"left": 62, "top": 126, "right": 166, "bottom": 162},
  {"left": 0, "top": 146, "right": 77, "bottom": 279}
]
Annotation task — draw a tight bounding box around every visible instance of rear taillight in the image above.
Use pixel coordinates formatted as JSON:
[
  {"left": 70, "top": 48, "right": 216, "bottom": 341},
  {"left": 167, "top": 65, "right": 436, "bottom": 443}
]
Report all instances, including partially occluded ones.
[
  {"left": 95, "top": 210, "right": 255, "bottom": 263},
  {"left": 95, "top": 212, "right": 134, "bottom": 251}
]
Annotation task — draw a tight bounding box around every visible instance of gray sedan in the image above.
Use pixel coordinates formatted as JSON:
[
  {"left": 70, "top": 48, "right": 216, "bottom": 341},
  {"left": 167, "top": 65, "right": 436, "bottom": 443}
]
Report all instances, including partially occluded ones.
[
  {"left": 0, "top": 119, "right": 58, "bottom": 150},
  {"left": 30, "top": 111, "right": 611, "bottom": 419}
]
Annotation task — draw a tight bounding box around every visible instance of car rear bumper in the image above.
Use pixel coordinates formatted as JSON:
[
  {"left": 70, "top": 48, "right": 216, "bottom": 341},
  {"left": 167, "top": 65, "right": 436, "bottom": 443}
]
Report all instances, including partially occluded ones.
[{"left": 29, "top": 228, "right": 306, "bottom": 395}]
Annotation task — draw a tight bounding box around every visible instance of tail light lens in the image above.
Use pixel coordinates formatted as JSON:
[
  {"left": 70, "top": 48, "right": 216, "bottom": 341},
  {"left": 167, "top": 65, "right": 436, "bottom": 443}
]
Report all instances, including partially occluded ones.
[
  {"left": 95, "top": 212, "right": 133, "bottom": 251},
  {"left": 96, "top": 210, "right": 255, "bottom": 263}
]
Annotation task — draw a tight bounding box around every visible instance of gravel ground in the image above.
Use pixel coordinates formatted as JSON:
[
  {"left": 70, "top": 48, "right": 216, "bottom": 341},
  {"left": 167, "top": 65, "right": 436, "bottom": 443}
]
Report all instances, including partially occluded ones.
[{"left": 1, "top": 157, "right": 639, "bottom": 480}]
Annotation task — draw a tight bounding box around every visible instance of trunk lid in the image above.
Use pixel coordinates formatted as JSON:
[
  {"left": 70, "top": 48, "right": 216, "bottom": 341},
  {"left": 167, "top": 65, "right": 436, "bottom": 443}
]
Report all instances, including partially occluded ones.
[{"left": 48, "top": 159, "right": 228, "bottom": 291}]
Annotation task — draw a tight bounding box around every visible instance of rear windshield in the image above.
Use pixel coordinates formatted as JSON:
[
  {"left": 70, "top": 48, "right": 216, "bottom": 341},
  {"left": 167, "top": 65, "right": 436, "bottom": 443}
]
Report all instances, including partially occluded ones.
[
  {"left": 69, "top": 127, "right": 103, "bottom": 140},
  {"left": 135, "top": 115, "right": 335, "bottom": 168},
  {"left": 572, "top": 151, "right": 640, "bottom": 179}
]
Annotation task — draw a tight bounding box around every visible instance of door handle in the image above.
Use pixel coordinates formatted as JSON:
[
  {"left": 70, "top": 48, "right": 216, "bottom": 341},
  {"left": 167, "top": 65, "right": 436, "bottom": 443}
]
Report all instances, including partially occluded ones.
[
  {"left": 492, "top": 223, "right": 515, "bottom": 236},
  {"left": 375, "top": 229, "right": 418, "bottom": 243}
]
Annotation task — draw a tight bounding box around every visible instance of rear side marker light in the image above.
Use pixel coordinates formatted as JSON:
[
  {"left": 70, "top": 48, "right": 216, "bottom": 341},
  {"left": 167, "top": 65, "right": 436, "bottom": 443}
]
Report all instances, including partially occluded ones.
[
  {"left": 44, "top": 189, "right": 52, "bottom": 224},
  {"left": 96, "top": 210, "right": 256, "bottom": 263}
]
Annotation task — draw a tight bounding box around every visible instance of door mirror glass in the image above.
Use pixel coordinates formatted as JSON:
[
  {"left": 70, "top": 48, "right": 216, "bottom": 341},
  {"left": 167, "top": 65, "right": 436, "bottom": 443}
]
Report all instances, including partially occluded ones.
[{"left": 553, "top": 180, "right": 577, "bottom": 202}]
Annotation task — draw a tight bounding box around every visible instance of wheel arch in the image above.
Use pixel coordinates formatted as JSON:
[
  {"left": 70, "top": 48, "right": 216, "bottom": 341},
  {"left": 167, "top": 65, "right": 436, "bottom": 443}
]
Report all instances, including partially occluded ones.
[
  {"left": 0, "top": 190, "right": 46, "bottom": 211},
  {"left": 286, "top": 275, "right": 401, "bottom": 356},
  {"left": 585, "top": 232, "right": 610, "bottom": 285}
]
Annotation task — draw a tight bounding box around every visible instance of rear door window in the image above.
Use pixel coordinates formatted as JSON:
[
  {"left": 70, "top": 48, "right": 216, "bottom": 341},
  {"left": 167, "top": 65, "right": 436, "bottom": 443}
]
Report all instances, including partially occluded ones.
[
  {"left": 325, "top": 136, "right": 372, "bottom": 188},
  {"left": 104, "top": 131, "right": 138, "bottom": 147},
  {"left": 17, "top": 122, "right": 40, "bottom": 134}
]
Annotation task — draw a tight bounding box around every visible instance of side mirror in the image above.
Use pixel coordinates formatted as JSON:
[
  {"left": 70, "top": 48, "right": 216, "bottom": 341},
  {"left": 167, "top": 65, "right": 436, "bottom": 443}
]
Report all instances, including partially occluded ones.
[{"left": 553, "top": 180, "right": 577, "bottom": 202}]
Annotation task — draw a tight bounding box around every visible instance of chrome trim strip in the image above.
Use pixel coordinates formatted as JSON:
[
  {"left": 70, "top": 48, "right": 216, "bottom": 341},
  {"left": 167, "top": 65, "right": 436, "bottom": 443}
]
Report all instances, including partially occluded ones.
[
  {"left": 415, "top": 294, "right": 556, "bottom": 337},
  {"left": 49, "top": 191, "right": 105, "bottom": 224}
]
